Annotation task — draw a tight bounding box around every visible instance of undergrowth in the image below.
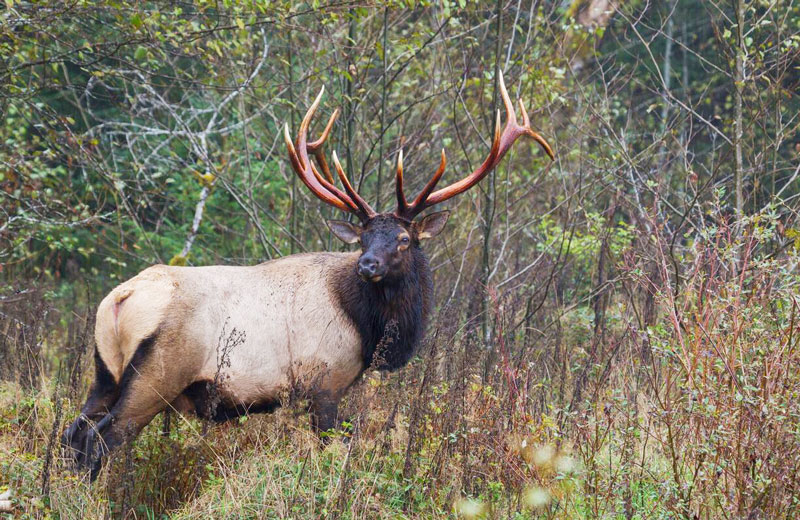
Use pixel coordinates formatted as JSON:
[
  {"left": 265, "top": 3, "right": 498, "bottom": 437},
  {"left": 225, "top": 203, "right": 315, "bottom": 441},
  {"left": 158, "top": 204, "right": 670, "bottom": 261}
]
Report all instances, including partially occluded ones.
[{"left": 2, "top": 212, "right": 800, "bottom": 519}]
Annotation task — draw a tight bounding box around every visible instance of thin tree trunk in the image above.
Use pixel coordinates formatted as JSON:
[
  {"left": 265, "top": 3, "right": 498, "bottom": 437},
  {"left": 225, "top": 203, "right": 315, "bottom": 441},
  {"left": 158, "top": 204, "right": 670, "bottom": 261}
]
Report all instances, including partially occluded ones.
[
  {"left": 179, "top": 184, "right": 212, "bottom": 259},
  {"left": 734, "top": 0, "right": 745, "bottom": 225},
  {"left": 592, "top": 232, "right": 609, "bottom": 340},
  {"left": 656, "top": 6, "right": 673, "bottom": 173},
  {"left": 482, "top": 0, "right": 504, "bottom": 380},
  {"left": 376, "top": 8, "right": 388, "bottom": 211},
  {"left": 288, "top": 28, "right": 297, "bottom": 254},
  {"left": 681, "top": 15, "right": 689, "bottom": 167},
  {"left": 346, "top": 11, "right": 357, "bottom": 187}
]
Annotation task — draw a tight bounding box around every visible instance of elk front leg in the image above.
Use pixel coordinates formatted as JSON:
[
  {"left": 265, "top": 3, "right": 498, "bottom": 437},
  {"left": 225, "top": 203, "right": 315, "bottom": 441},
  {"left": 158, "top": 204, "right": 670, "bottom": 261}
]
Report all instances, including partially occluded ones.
[{"left": 310, "top": 393, "right": 340, "bottom": 439}]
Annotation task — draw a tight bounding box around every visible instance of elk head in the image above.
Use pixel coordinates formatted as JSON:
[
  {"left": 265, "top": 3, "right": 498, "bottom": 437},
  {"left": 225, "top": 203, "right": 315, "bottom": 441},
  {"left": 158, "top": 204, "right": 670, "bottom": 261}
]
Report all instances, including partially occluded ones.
[{"left": 284, "top": 72, "right": 555, "bottom": 283}]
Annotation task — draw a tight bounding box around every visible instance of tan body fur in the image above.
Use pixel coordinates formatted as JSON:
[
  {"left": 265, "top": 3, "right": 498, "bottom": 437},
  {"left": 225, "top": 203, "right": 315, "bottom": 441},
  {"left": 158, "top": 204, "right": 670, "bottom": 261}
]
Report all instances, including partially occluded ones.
[{"left": 95, "top": 252, "right": 363, "bottom": 421}]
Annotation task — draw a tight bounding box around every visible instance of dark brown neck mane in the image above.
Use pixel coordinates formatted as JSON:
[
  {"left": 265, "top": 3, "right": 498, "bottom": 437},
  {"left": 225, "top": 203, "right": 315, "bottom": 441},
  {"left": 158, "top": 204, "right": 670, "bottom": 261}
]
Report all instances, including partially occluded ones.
[{"left": 332, "top": 246, "right": 432, "bottom": 371}]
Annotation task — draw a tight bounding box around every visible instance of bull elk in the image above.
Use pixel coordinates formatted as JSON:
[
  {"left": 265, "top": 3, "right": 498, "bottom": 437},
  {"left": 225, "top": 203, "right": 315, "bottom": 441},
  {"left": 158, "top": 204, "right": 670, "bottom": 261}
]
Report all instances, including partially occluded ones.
[{"left": 63, "top": 73, "right": 554, "bottom": 479}]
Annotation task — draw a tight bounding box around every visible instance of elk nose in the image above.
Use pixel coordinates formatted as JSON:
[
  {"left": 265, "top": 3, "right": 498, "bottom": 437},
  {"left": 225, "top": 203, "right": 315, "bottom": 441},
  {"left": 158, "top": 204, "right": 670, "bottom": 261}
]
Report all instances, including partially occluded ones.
[{"left": 357, "top": 255, "right": 380, "bottom": 278}]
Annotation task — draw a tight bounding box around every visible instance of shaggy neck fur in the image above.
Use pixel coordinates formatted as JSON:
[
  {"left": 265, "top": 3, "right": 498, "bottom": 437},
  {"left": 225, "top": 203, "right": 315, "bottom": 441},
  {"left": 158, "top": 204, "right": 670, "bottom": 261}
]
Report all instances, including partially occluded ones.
[{"left": 332, "top": 246, "right": 432, "bottom": 371}]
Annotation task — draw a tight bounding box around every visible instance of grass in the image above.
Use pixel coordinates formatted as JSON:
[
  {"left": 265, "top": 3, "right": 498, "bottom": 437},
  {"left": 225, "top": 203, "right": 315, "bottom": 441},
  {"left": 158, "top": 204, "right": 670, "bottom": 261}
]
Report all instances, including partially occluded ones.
[{"left": 0, "top": 367, "right": 682, "bottom": 519}]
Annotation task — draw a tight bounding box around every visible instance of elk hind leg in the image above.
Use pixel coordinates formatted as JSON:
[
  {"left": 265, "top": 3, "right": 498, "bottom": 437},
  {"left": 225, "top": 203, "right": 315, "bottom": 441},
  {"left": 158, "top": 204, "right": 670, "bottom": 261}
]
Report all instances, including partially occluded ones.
[
  {"left": 63, "top": 349, "right": 120, "bottom": 464},
  {"left": 84, "top": 372, "right": 187, "bottom": 480},
  {"left": 83, "top": 339, "right": 190, "bottom": 480}
]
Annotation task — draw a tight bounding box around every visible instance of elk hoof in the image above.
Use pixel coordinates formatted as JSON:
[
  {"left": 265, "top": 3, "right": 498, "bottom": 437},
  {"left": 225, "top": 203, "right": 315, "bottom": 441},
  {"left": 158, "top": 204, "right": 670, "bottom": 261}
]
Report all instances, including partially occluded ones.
[
  {"left": 82, "top": 414, "right": 114, "bottom": 473},
  {"left": 63, "top": 413, "right": 114, "bottom": 480},
  {"left": 61, "top": 414, "right": 88, "bottom": 451}
]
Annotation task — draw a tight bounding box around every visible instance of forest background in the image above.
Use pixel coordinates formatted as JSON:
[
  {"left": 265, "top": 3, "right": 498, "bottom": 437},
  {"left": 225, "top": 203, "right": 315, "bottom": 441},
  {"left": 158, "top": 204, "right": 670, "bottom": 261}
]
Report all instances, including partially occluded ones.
[{"left": 2, "top": 0, "right": 800, "bottom": 518}]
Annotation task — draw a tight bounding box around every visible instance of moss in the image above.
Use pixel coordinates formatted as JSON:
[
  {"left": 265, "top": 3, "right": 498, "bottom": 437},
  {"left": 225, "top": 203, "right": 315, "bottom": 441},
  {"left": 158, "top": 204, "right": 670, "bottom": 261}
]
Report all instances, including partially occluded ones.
[{"left": 169, "top": 254, "right": 188, "bottom": 266}]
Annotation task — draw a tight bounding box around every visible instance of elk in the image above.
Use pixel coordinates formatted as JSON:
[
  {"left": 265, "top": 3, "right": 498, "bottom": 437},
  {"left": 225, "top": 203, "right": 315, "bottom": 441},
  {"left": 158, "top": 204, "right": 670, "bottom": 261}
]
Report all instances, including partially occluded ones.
[{"left": 63, "top": 72, "right": 554, "bottom": 480}]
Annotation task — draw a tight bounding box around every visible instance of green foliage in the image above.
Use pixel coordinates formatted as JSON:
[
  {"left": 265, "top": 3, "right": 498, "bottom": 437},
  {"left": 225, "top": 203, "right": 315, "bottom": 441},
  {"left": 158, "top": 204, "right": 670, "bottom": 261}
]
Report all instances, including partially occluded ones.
[{"left": 536, "top": 212, "right": 634, "bottom": 264}]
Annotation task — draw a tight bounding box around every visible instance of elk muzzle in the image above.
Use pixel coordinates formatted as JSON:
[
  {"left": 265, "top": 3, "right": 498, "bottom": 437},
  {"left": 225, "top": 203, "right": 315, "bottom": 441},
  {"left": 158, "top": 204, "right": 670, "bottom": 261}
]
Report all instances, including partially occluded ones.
[{"left": 357, "top": 253, "right": 384, "bottom": 282}]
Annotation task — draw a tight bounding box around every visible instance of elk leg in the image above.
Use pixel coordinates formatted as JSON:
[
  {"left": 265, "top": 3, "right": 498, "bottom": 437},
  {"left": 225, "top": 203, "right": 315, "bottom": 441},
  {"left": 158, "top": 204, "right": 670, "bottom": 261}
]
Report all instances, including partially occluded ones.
[
  {"left": 310, "top": 393, "right": 340, "bottom": 439},
  {"left": 82, "top": 413, "right": 115, "bottom": 479},
  {"left": 63, "top": 390, "right": 118, "bottom": 446},
  {"left": 83, "top": 371, "right": 187, "bottom": 480},
  {"left": 62, "top": 365, "right": 120, "bottom": 460}
]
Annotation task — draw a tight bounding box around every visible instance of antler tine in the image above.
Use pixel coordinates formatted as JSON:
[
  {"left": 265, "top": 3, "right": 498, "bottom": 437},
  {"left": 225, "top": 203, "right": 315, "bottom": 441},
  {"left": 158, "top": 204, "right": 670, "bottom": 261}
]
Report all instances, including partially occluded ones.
[
  {"left": 518, "top": 98, "right": 555, "bottom": 160},
  {"left": 332, "top": 151, "right": 377, "bottom": 219},
  {"left": 498, "top": 70, "right": 517, "bottom": 126},
  {"left": 298, "top": 88, "right": 337, "bottom": 184},
  {"left": 308, "top": 108, "right": 340, "bottom": 183},
  {"left": 518, "top": 98, "right": 530, "bottom": 127},
  {"left": 396, "top": 72, "right": 554, "bottom": 218},
  {"left": 409, "top": 149, "right": 447, "bottom": 209},
  {"left": 284, "top": 124, "right": 304, "bottom": 176},
  {"left": 285, "top": 88, "right": 376, "bottom": 221},
  {"left": 395, "top": 149, "right": 409, "bottom": 214},
  {"left": 308, "top": 108, "right": 339, "bottom": 151},
  {"left": 298, "top": 86, "right": 325, "bottom": 146}
]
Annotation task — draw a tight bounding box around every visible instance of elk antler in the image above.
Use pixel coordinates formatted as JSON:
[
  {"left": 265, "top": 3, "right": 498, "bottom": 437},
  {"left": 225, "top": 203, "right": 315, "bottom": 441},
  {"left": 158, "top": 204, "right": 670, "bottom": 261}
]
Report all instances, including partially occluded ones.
[
  {"left": 394, "top": 71, "right": 554, "bottom": 221},
  {"left": 284, "top": 87, "right": 376, "bottom": 222}
]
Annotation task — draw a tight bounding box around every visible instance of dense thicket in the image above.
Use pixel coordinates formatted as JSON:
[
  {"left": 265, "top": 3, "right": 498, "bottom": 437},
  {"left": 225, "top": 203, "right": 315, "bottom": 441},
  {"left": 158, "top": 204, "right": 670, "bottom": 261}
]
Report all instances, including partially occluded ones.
[{"left": 2, "top": 1, "right": 800, "bottom": 518}]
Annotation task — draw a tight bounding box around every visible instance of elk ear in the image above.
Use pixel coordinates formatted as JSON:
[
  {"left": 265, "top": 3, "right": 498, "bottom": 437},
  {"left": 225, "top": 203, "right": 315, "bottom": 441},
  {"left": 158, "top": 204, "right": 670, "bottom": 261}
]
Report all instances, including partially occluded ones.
[
  {"left": 415, "top": 210, "right": 450, "bottom": 240},
  {"left": 326, "top": 220, "right": 361, "bottom": 244}
]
